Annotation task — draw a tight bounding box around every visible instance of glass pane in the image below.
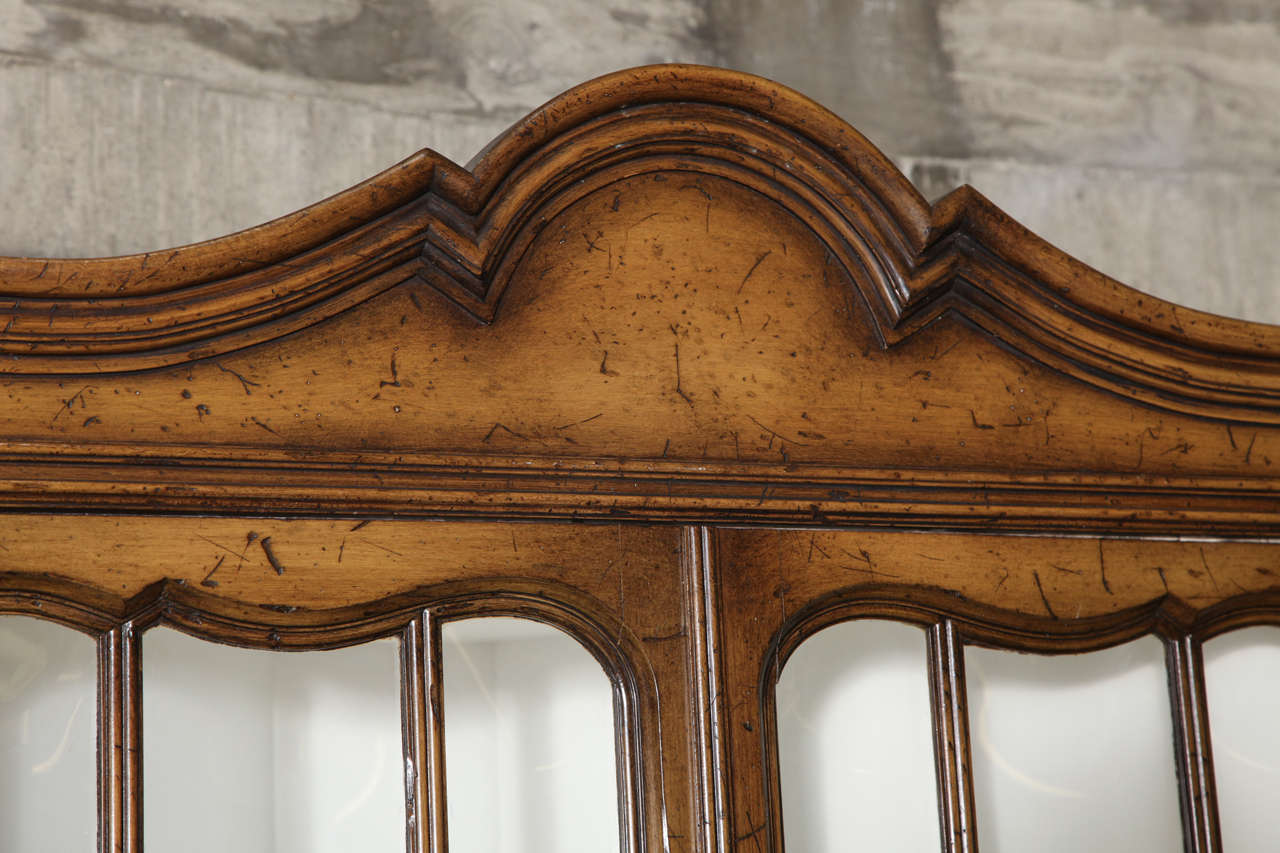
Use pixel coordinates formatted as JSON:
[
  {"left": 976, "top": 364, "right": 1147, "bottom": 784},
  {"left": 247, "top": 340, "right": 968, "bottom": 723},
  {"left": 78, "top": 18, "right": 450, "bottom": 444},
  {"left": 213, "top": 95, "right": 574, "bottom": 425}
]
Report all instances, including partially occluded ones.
[
  {"left": 144, "top": 628, "right": 404, "bottom": 853},
  {"left": 0, "top": 615, "right": 97, "bottom": 852},
  {"left": 1204, "top": 625, "right": 1280, "bottom": 852},
  {"left": 967, "top": 637, "right": 1181, "bottom": 851},
  {"left": 442, "top": 617, "right": 620, "bottom": 852},
  {"left": 775, "top": 619, "right": 938, "bottom": 852}
]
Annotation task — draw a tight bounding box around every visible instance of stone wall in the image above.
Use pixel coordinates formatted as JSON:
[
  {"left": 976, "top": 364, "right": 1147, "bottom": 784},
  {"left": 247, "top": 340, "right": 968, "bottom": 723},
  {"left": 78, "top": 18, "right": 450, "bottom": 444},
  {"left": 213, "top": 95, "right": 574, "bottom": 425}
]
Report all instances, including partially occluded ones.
[{"left": 2, "top": 0, "right": 1277, "bottom": 321}]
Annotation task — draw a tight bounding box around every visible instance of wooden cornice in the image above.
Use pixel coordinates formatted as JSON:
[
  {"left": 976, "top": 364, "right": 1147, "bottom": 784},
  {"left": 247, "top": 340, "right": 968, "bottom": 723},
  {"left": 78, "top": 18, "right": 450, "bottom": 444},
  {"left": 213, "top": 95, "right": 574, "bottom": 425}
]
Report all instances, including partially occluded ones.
[
  {"left": 1, "top": 64, "right": 1277, "bottom": 423},
  {"left": 1, "top": 65, "right": 1278, "bottom": 532}
]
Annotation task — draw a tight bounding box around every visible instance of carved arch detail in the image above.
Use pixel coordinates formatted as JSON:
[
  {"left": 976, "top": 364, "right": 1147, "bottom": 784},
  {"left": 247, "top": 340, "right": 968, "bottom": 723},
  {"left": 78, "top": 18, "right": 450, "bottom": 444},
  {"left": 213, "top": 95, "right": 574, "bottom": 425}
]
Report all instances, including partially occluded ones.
[
  {"left": 0, "top": 573, "right": 666, "bottom": 853},
  {"left": 755, "top": 583, "right": 1280, "bottom": 853},
  {"left": 2, "top": 65, "right": 1278, "bottom": 425}
]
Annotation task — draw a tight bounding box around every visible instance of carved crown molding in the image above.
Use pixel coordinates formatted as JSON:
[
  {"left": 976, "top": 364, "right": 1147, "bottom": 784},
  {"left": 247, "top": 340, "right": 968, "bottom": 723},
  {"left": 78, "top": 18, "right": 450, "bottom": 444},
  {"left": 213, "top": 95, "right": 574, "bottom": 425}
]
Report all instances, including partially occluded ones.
[{"left": 2, "top": 64, "right": 1278, "bottom": 426}]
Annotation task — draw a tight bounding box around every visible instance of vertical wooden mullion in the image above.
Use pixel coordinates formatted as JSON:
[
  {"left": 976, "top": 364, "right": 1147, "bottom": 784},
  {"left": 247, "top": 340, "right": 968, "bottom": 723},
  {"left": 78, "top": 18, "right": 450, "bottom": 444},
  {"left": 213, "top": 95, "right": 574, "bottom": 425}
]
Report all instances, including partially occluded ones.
[
  {"left": 403, "top": 611, "right": 449, "bottom": 853},
  {"left": 98, "top": 627, "right": 121, "bottom": 853},
  {"left": 402, "top": 618, "right": 428, "bottom": 853},
  {"left": 684, "top": 525, "right": 729, "bottom": 853},
  {"left": 928, "top": 619, "right": 978, "bottom": 853},
  {"left": 1166, "top": 634, "right": 1222, "bottom": 853},
  {"left": 99, "top": 622, "right": 141, "bottom": 853}
]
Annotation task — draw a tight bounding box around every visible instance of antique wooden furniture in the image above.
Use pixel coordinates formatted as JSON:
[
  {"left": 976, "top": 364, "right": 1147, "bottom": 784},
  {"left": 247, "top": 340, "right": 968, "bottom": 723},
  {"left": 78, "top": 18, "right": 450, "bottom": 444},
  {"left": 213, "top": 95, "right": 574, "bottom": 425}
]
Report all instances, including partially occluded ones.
[{"left": 2, "top": 63, "right": 1278, "bottom": 851}]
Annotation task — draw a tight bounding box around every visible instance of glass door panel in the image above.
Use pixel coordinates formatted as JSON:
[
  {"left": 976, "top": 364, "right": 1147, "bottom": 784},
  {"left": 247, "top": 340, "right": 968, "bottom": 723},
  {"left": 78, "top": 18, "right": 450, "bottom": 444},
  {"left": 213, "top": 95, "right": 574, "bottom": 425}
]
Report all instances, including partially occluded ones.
[
  {"left": 0, "top": 615, "right": 97, "bottom": 852},
  {"left": 775, "top": 619, "right": 938, "bottom": 852},
  {"left": 143, "top": 628, "right": 405, "bottom": 853},
  {"left": 442, "top": 617, "right": 621, "bottom": 852},
  {"left": 1204, "top": 625, "right": 1280, "bottom": 853},
  {"left": 966, "top": 637, "right": 1182, "bottom": 851}
]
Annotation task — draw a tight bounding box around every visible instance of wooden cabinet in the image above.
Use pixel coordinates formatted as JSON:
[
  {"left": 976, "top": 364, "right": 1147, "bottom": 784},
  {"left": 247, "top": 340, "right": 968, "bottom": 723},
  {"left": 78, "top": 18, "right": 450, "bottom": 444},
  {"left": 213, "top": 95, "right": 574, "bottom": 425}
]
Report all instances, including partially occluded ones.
[{"left": 2, "top": 64, "right": 1278, "bottom": 851}]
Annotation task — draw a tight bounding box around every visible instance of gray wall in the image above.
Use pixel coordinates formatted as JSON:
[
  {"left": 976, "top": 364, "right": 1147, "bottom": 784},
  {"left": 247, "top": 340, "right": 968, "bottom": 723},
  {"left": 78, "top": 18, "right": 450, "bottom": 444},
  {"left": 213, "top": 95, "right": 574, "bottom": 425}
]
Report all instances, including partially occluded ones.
[{"left": 2, "top": 0, "right": 1277, "bottom": 322}]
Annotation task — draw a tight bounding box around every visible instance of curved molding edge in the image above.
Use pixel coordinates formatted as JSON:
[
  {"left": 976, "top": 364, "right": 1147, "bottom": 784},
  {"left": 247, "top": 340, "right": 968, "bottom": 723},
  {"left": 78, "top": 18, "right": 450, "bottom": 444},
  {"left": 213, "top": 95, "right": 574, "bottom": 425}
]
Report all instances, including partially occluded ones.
[
  {"left": 1, "top": 65, "right": 1278, "bottom": 424},
  {"left": 0, "top": 572, "right": 664, "bottom": 853},
  {"left": 4, "top": 565, "right": 1279, "bottom": 648},
  {"left": 753, "top": 582, "right": 1271, "bottom": 853}
]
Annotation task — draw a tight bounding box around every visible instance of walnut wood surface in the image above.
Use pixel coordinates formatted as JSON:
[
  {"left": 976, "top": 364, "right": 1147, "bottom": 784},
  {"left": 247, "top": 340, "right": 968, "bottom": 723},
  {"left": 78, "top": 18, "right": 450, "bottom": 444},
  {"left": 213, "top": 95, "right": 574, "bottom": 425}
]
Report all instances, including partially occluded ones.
[
  {"left": 0, "top": 67, "right": 1277, "bottom": 531},
  {"left": 1, "top": 64, "right": 1277, "bottom": 853}
]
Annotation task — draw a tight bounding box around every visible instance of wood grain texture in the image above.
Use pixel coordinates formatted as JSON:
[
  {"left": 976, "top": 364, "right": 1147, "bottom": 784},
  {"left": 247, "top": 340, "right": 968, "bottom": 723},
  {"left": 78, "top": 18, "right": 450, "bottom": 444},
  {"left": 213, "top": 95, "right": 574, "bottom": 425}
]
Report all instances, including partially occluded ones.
[
  {"left": 2, "top": 65, "right": 1278, "bottom": 416},
  {"left": 0, "top": 168, "right": 1278, "bottom": 529},
  {"left": 5, "top": 518, "right": 1276, "bottom": 851},
  {"left": 0, "top": 70, "right": 1278, "bottom": 532},
  {"left": 713, "top": 527, "right": 1280, "bottom": 853},
  {"left": 0, "top": 518, "right": 689, "bottom": 853},
  {"left": 2, "top": 64, "right": 1279, "bottom": 853}
]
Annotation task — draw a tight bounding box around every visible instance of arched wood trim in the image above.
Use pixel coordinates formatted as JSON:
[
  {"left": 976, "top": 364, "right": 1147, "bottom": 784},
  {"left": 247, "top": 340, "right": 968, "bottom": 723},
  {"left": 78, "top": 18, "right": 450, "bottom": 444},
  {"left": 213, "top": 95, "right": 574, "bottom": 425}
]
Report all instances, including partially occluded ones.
[
  {"left": 756, "top": 585, "right": 1280, "bottom": 853},
  {"left": 1, "top": 65, "right": 1277, "bottom": 427},
  {"left": 0, "top": 572, "right": 125, "bottom": 634},
  {"left": 0, "top": 573, "right": 664, "bottom": 853}
]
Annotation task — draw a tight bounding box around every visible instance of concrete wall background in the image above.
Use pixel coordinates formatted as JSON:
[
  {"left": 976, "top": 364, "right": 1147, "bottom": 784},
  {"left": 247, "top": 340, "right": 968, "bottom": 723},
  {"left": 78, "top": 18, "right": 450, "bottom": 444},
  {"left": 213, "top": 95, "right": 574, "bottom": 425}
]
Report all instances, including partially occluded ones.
[{"left": 1, "top": 0, "right": 1276, "bottom": 321}]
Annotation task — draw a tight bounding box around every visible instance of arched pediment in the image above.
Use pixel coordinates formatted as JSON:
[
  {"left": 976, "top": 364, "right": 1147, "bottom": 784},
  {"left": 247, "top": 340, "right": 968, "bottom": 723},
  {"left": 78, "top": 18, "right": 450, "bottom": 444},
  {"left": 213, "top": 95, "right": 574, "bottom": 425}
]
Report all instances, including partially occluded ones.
[{"left": 1, "top": 64, "right": 1278, "bottom": 532}]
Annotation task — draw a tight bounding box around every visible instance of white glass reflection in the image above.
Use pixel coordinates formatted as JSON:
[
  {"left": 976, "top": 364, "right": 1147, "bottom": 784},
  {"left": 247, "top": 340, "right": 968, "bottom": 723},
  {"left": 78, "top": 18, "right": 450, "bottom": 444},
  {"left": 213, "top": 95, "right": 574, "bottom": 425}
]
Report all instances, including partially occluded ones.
[
  {"left": 967, "top": 637, "right": 1181, "bottom": 851},
  {"left": 776, "top": 620, "right": 938, "bottom": 852},
  {"left": 1204, "top": 625, "right": 1280, "bottom": 852},
  {"left": 0, "top": 615, "right": 97, "bottom": 852},
  {"left": 443, "top": 617, "right": 620, "bottom": 853},
  {"left": 144, "top": 628, "right": 404, "bottom": 853}
]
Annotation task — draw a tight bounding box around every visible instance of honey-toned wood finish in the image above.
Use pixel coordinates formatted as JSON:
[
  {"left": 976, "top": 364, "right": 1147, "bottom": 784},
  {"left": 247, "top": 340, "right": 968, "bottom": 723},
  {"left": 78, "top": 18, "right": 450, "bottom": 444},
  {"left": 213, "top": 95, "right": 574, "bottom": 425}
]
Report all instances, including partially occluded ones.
[{"left": 2, "top": 64, "right": 1277, "bottom": 852}]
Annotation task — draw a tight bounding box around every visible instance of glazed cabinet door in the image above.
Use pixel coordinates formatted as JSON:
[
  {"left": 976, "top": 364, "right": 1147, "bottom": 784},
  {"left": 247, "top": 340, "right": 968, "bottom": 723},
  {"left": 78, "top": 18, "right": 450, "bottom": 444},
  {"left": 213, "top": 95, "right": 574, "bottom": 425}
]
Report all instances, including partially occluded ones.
[
  {"left": 10, "top": 520, "right": 1277, "bottom": 852},
  {"left": 708, "top": 527, "right": 1280, "bottom": 853},
  {"left": 0, "top": 520, "right": 693, "bottom": 853}
]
